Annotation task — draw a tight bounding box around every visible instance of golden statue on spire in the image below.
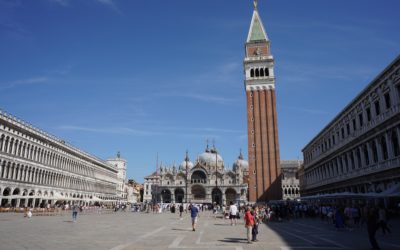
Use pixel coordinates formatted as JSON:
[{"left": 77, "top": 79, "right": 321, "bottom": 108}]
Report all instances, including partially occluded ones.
[{"left": 253, "top": 0, "right": 258, "bottom": 10}]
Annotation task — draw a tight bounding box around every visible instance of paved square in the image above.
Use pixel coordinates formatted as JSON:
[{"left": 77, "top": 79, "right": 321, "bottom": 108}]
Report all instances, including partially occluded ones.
[{"left": 0, "top": 211, "right": 399, "bottom": 250}]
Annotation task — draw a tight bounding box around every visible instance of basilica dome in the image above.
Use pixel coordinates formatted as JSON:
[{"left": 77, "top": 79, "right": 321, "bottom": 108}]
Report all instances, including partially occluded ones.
[
  {"left": 233, "top": 151, "right": 248, "bottom": 171},
  {"left": 179, "top": 151, "right": 194, "bottom": 170},
  {"left": 198, "top": 146, "right": 224, "bottom": 168},
  {"left": 179, "top": 160, "right": 194, "bottom": 170}
]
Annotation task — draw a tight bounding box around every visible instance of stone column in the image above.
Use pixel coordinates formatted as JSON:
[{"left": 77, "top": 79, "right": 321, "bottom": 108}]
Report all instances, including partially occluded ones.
[
  {"left": 385, "top": 132, "right": 394, "bottom": 159},
  {"left": 375, "top": 138, "right": 383, "bottom": 162},
  {"left": 351, "top": 150, "right": 357, "bottom": 170},
  {"left": 10, "top": 140, "right": 15, "bottom": 155},
  {"left": 1, "top": 139, "right": 6, "bottom": 152},
  {"left": 12, "top": 166, "right": 16, "bottom": 180}
]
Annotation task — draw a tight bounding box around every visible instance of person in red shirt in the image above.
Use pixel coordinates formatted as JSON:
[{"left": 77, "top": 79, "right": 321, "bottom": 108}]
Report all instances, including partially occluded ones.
[{"left": 244, "top": 206, "right": 254, "bottom": 243}]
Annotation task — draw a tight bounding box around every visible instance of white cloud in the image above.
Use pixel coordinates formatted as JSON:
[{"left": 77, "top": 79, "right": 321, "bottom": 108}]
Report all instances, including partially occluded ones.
[
  {"left": 49, "top": 0, "right": 69, "bottom": 6},
  {"left": 58, "top": 125, "right": 159, "bottom": 136},
  {"left": 0, "top": 77, "right": 48, "bottom": 90},
  {"left": 282, "top": 105, "right": 328, "bottom": 115},
  {"left": 58, "top": 124, "right": 243, "bottom": 138},
  {"left": 94, "top": 0, "right": 122, "bottom": 15}
]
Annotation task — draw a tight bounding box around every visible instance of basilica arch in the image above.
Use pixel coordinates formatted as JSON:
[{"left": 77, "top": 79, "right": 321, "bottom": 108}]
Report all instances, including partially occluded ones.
[
  {"left": 161, "top": 189, "right": 171, "bottom": 203},
  {"left": 191, "top": 170, "right": 207, "bottom": 184},
  {"left": 225, "top": 188, "right": 237, "bottom": 205},
  {"left": 191, "top": 185, "right": 206, "bottom": 200},
  {"left": 174, "top": 188, "right": 184, "bottom": 203},
  {"left": 211, "top": 188, "right": 222, "bottom": 205}
]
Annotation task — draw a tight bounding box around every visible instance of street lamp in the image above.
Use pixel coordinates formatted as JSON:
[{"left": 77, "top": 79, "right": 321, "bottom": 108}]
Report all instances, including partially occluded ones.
[
  {"left": 214, "top": 144, "right": 219, "bottom": 205},
  {"left": 185, "top": 150, "right": 189, "bottom": 204}
]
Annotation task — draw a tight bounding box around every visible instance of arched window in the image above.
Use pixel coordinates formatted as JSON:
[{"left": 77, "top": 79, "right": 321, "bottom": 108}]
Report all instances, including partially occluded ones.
[
  {"left": 255, "top": 68, "right": 259, "bottom": 77},
  {"left": 260, "top": 68, "right": 264, "bottom": 77},
  {"left": 381, "top": 136, "right": 388, "bottom": 160},
  {"left": 391, "top": 131, "right": 400, "bottom": 157},
  {"left": 250, "top": 69, "right": 254, "bottom": 77},
  {"left": 265, "top": 68, "right": 269, "bottom": 76}
]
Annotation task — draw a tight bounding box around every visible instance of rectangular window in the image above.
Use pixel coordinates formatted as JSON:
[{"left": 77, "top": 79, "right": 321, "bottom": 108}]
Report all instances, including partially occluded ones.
[
  {"left": 332, "top": 135, "right": 335, "bottom": 145},
  {"left": 366, "top": 107, "right": 371, "bottom": 122},
  {"left": 352, "top": 119, "right": 356, "bottom": 131},
  {"left": 374, "top": 101, "right": 380, "bottom": 116},
  {"left": 346, "top": 123, "right": 350, "bottom": 135},
  {"left": 358, "top": 113, "right": 363, "bottom": 127},
  {"left": 384, "top": 92, "right": 391, "bottom": 109},
  {"left": 341, "top": 128, "right": 345, "bottom": 139}
]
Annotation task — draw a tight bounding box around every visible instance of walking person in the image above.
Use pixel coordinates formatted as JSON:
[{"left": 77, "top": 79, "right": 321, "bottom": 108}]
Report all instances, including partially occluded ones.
[
  {"left": 252, "top": 207, "right": 260, "bottom": 242},
  {"left": 190, "top": 203, "right": 199, "bottom": 231},
  {"left": 244, "top": 206, "right": 254, "bottom": 244},
  {"left": 367, "top": 208, "right": 381, "bottom": 250},
  {"left": 378, "top": 205, "right": 391, "bottom": 235},
  {"left": 72, "top": 204, "right": 79, "bottom": 222},
  {"left": 179, "top": 203, "right": 184, "bottom": 220},
  {"left": 229, "top": 201, "right": 238, "bottom": 226}
]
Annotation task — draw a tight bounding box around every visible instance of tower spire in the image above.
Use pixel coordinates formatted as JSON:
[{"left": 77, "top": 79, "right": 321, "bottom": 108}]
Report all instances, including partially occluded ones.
[{"left": 247, "top": 0, "right": 268, "bottom": 43}]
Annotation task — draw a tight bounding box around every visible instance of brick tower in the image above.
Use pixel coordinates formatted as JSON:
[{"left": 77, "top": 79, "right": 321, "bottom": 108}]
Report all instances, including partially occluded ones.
[{"left": 244, "top": 0, "right": 281, "bottom": 202}]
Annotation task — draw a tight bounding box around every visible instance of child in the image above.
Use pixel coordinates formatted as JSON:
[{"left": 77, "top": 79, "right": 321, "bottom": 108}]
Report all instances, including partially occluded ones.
[{"left": 251, "top": 207, "right": 259, "bottom": 242}]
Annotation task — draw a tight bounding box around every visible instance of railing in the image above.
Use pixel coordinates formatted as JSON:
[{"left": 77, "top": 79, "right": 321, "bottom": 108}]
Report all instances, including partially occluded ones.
[{"left": 306, "top": 157, "right": 400, "bottom": 189}]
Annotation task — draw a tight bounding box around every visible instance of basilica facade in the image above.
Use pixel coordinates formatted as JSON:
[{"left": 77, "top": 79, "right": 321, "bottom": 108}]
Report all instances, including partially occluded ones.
[{"left": 144, "top": 146, "right": 249, "bottom": 205}]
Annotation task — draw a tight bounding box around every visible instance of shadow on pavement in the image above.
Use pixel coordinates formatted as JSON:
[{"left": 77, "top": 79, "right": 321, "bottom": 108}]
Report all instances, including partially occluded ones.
[
  {"left": 171, "top": 228, "right": 192, "bottom": 231},
  {"left": 218, "top": 238, "right": 248, "bottom": 243}
]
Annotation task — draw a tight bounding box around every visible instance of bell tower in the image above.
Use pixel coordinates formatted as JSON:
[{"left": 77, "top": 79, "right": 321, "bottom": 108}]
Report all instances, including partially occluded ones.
[{"left": 244, "top": 0, "right": 281, "bottom": 202}]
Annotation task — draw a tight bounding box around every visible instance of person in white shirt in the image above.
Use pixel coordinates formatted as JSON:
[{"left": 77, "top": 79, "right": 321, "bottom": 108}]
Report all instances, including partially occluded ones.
[{"left": 229, "top": 201, "right": 238, "bottom": 226}]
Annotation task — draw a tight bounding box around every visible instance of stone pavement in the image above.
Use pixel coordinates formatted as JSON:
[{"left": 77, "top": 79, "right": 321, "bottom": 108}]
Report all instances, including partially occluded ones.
[{"left": 0, "top": 211, "right": 399, "bottom": 250}]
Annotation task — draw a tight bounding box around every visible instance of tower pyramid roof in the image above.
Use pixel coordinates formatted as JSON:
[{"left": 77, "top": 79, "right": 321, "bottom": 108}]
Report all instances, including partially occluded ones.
[{"left": 246, "top": 5, "right": 269, "bottom": 42}]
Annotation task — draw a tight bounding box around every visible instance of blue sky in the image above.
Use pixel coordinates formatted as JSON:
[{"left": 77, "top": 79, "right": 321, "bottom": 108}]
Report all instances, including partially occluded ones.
[{"left": 1, "top": 0, "right": 399, "bottom": 182}]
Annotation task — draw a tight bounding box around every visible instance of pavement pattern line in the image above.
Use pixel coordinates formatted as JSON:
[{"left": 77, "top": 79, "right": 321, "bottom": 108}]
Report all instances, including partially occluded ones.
[
  {"left": 109, "top": 226, "right": 166, "bottom": 250},
  {"left": 273, "top": 227, "right": 317, "bottom": 245},
  {"left": 314, "top": 236, "right": 348, "bottom": 249},
  {"left": 168, "top": 235, "right": 185, "bottom": 248}
]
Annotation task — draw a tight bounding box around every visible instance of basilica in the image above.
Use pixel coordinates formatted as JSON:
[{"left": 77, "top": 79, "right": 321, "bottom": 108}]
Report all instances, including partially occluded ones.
[{"left": 143, "top": 145, "right": 249, "bottom": 205}]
